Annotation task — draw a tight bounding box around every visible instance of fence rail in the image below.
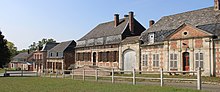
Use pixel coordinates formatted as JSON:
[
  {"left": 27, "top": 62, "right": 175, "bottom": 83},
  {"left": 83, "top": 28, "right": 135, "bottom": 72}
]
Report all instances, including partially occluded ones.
[
  {"left": 4, "top": 70, "right": 38, "bottom": 77},
  {"left": 42, "top": 67, "right": 202, "bottom": 90}
]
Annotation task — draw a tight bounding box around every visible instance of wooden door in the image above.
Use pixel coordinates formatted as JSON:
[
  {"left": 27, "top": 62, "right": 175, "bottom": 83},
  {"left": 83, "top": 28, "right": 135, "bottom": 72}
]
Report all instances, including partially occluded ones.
[{"left": 183, "top": 52, "right": 190, "bottom": 71}]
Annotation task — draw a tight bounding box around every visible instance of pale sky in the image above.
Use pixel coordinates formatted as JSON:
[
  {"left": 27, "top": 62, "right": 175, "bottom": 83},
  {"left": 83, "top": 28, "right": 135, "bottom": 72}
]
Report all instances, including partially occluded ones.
[{"left": 0, "top": 0, "right": 213, "bottom": 50}]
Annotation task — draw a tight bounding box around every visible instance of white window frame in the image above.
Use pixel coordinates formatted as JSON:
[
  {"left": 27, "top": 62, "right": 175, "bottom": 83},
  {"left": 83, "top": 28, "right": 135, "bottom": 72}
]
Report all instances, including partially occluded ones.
[
  {"left": 142, "top": 54, "right": 148, "bottom": 66},
  {"left": 170, "top": 53, "right": 178, "bottom": 69},
  {"left": 195, "top": 52, "right": 204, "bottom": 69},
  {"left": 153, "top": 54, "right": 159, "bottom": 67}
]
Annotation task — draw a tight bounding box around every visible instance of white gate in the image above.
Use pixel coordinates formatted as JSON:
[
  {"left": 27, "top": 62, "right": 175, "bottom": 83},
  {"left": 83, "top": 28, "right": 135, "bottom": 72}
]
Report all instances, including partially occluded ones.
[{"left": 123, "top": 50, "right": 136, "bottom": 71}]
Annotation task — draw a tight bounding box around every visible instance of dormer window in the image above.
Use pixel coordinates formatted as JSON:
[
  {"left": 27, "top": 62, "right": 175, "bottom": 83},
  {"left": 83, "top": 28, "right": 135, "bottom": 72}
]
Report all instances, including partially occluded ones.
[{"left": 148, "top": 33, "right": 155, "bottom": 44}]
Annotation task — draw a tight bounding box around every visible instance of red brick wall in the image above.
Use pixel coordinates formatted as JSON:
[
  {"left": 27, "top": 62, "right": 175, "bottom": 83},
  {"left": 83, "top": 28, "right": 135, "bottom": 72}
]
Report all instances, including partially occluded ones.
[
  {"left": 195, "top": 39, "right": 203, "bottom": 48},
  {"left": 169, "top": 25, "right": 209, "bottom": 40}
]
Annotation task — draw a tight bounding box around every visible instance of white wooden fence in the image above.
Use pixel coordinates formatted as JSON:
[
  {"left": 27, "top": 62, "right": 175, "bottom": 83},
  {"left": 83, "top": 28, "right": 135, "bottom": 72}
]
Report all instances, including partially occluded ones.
[
  {"left": 4, "top": 70, "right": 38, "bottom": 77},
  {"left": 43, "top": 67, "right": 202, "bottom": 90}
]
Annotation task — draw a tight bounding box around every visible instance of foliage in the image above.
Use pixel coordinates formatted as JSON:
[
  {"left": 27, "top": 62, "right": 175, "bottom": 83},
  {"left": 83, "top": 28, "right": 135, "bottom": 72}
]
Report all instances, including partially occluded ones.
[
  {"left": 7, "top": 41, "right": 18, "bottom": 59},
  {"left": 29, "top": 38, "right": 56, "bottom": 51},
  {"left": 0, "top": 77, "right": 200, "bottom": 92},
  {"left": 0, "top": 31, "right": 11, "bottom": 68}
]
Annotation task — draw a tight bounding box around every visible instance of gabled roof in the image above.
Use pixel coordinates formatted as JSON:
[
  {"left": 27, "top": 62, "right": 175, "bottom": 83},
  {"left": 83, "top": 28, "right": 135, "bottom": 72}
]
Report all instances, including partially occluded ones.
[
  {"left": 49, "top": 40, "right": 75, "bottom": 52},
  {"left": 41, "top": 42, "right": 59, "bottom": 51},
  {"left": 13, "top": 52, "right": 33, "bottom": 60},
  {"left": 165, "top": 23, "right": 214, "bottom": 40},
  {"left": 141, "top": 7, "right": 220, "bottom": 44},
  {"left": 78, "top": 17, "right": 146, "bottom": 41}
]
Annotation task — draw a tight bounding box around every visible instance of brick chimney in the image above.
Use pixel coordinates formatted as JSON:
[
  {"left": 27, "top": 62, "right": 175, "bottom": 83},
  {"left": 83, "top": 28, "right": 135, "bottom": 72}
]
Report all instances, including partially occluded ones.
[
  {"left": 149, "top": 20, "right": 155, "bottom": 27},
  {"left": 129, "top": 11, "right": 134, "bottom": 34},
  {"left": 114, "top": 14, "right": 119, "bottom": 27},
  {"left": 214, "top": 0, "right": 220, "bottom": 11}
]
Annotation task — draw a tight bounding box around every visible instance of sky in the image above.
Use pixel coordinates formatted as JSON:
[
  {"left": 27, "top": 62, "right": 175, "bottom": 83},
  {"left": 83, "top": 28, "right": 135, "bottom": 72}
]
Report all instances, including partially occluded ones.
[{"left": 0, "top": 0, "right": 213, "bottom": 50}]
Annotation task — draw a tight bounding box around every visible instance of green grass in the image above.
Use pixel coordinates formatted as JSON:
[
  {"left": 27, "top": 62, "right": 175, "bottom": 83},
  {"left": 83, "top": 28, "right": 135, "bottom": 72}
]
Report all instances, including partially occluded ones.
[{"left": 0, "top": 77, "right": 201, "bottom": 92}]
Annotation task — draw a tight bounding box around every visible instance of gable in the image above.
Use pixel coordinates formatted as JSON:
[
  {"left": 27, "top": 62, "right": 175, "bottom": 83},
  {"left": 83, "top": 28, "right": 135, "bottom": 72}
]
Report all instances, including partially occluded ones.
[{"left": 167, "top": 24, "right": 213, "bottom": 40}]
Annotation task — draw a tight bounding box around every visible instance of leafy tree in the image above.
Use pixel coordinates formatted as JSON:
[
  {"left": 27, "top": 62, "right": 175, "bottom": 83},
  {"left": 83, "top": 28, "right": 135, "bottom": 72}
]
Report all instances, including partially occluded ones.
[
  {"left": 7, "top": 41, "right": 18, "bottom": 59},
  {"left": 29, "top": 38, "right": 56, "bottom": 51},
  {"left": 0, "top": 31, "right": 11, "bottom": 68}
]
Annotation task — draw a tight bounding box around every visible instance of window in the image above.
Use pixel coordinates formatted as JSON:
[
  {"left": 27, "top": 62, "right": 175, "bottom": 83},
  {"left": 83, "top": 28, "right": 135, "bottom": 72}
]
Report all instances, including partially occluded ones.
[
  {"left": 170, "top": 53, "right": 178, "bottom": 69},
  {"left": 195, "top": 53, "right": 204, "bottom": 68},
  {"left": 153, "top": 54, "right": 159, "bottom": 67},
  {"left": 149, "top": 33, "right": 155, "bottom": 44},
  {"left": 56, "top": 52, "right": 59, "bottom": 57},
  {"left": 50, "top": 53, "right": 52, "bottom": 57},
  {"left": 142, "top": 54, "right": 148, "bottom": 66}
]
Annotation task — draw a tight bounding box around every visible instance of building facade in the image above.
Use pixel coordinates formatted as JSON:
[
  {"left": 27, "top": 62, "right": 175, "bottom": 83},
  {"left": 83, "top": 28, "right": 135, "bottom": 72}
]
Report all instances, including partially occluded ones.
[
  {"left": 75, "top": 12, "right": 146, "bottom": 71},
  {"left": 46, "top": 40, "right": 76, "bottom": 72},
  {"left": 10, "top": 51, "right": 34, "bottom": 71},
  {"left": 33, "top": 42, "right": 58, "bottom": 72},
  {"left": 140, "top": 0, "right": 220, "bottom": 76}
]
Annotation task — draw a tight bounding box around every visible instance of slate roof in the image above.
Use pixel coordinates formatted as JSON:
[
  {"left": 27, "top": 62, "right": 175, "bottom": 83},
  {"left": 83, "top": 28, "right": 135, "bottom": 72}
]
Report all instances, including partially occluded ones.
[
  {"left": 141, "top": 7, "right": 220, "bottom": 44},
  {"left": 41, "top": 42, "right": 59, "bottom": 51},
  {"left": 12, "top": 52, "right": 33, "bottom": 60},
  {"left": 77, "top": 16, "right": 146, "bottom": 47},
  {"left": 79, "top": 18, "right": 129, "bottom": 41},
  {"left": 49, "top": 40, "right": 75, "bottom": 52}
]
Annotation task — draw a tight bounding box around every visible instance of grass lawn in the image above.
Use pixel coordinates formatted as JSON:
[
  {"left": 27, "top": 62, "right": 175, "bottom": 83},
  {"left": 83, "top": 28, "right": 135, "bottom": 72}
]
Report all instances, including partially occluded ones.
[{"left": 0, "top": 77, "right": 201, "bottom": 92}]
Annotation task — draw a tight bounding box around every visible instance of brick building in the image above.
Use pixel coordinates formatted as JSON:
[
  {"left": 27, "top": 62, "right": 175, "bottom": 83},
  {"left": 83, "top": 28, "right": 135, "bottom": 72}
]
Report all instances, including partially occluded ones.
[
  {"left": 140, "top": 0, "right": 220, "bottom": 76},
  {"left": 10, "top": 51, "right": 34, "bottom": 71},
  {"left": 33, "top": 42, "right": 58, "bottom": 72},
  {"left": 46, "top": 40, "right": 76, "bottom": 72},
  {"left": 75, "top": 12, "right": 146, "bottom": 71}
]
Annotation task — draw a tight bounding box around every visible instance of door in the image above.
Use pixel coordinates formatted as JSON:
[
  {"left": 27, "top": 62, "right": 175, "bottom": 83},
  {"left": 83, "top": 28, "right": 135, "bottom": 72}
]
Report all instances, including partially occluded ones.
[
  {"left": 183, "top": 52, "right": 190, "bottom": 71},
  {"left": 93, "top": 52, "right": 96, "bottom": 66},
  {"left": 123, "top": 50, "right": 136, "bottom": 71}
]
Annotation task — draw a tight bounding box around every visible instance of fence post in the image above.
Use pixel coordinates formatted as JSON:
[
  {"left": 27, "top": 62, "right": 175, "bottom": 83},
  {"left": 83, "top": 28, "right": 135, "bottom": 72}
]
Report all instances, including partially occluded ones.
[
  {"left": 95, "top": 69, "right": 98, "bottom": 81},
  {"left": 49, "top": 72, "right": 51, "bottom": 78},
  {"left": 72, "top": 69, "right": 74, "bottom": 79},
  {"left": 197, "top": 67, "right": 201, "bottom": 90},
  {"left": 21, "top": 70, "right": 23, "bottom": 77},
  {"left": 62, "top": 70, "right": 65, "bottom": 78},
  {"left": 56, "top": 71, "right": 58, "bottom": 78},
  {"left": 83, "top": 68, "right": 85, "bottom": 81},
  {"left": 160, "top": 68, "right": 163, "bottom": 87},
  {"left": 133, "top": 69, "right": 136, "bottom": 85},
  {"left": 112, "top": 69, "right": 114, "bottom": 83}
]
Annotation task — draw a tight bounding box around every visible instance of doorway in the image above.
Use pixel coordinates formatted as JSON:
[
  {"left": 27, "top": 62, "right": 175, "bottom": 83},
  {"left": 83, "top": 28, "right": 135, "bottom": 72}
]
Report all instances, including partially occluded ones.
[
  {"left": 183, "top": 52, "right": 190, "bottom": 71},
  {"left": 123, "top": 50, "right": 136, "bottom": 71},
  {"left": 93, "top": 52, "right": 96, "bottom": 66}
]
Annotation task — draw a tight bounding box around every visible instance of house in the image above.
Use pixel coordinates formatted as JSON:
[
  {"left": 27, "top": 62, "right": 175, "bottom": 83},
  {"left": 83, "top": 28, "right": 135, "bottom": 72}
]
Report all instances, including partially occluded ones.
[
  {"left": 140, "top": 0, "right": 220, "bottom": 76},
  {"left": 46, "top": 40, "right": 76, "bottom": 72},
  {"left": 9, "top": 51, "right": 34, "bottom": 71},
  {"left": 75, "top": 12, "right": 146, "bottom": 71},
  {"left": 33, "top": 42, "right": 58, "bottom": 72}
]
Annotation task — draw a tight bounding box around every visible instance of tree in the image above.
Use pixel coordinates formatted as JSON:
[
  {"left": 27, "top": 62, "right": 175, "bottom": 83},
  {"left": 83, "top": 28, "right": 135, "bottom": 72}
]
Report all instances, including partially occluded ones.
[
  {"left": 0, "top": 31, "right": 11, "bottom": 68},
  {"left": 7, "top": 41, "right": 18, "bottom": 59},
  {"left": 29, "top": 38, "right": 56, "bottom": 51}
]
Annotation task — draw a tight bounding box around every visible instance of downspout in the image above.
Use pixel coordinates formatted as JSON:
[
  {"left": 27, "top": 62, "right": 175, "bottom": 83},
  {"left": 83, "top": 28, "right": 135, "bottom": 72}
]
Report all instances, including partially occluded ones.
[{"left": 167, "top": 40, "right": 170, "bottom": 71}]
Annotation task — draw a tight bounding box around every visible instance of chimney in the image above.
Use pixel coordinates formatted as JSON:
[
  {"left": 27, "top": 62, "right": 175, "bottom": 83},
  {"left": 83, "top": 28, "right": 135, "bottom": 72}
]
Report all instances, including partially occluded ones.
[
  {"left": 214, "top": 0, "right": 220, "bottom": 11},
  {"left": 149, "top": 20, "right": 155, "bottom": 27},
  {"left": 114, "top": 14, "right": 119, "bottom": 27},
  {"left": 129, "top": 11, "right": 134, "bottom": 34}
]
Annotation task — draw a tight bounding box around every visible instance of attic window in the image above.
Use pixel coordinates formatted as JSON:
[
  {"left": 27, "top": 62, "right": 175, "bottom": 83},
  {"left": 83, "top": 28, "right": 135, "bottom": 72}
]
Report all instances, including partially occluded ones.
[{"left": 148, "top": 33, "right": 155, "bottom": 44}]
